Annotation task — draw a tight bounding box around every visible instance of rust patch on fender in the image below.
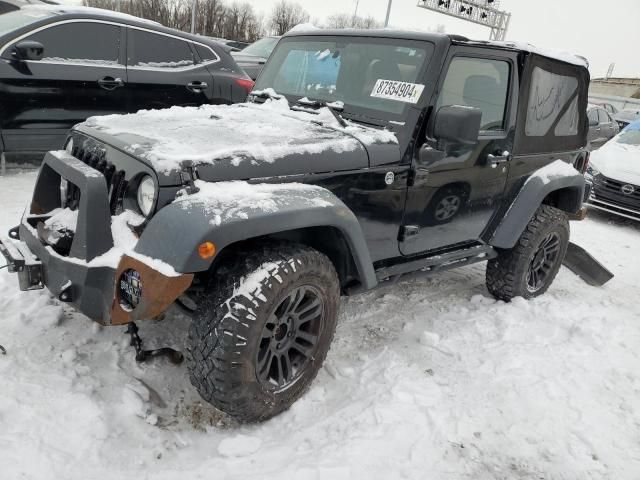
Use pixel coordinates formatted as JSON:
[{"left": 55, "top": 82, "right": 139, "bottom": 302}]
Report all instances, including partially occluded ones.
[{"left": 110, "top": 255, "right": 194, "bottom": 325}]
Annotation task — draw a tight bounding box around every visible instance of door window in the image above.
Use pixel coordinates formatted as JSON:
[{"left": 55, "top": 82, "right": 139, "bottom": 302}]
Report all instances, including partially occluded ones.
[
  {"left": 598, "top": 109, "right": 611, "bottom": 124},
  {"left": 436, "top": 56, "right": 510, "bottom": 131},
  {"left": 588, "top": 109, "right": 599, "bottom": 125},
  {"left": 128, "top": 29, "right": 195, "bottom": 69},
  {"left": 16, "top": 22, "right": 120, "bottom": 65}
]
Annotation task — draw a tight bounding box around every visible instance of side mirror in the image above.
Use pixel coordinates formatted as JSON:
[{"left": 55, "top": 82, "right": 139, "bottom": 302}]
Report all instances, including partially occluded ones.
[
  {"left": 13, "top": 41, "right": 44, "bottom": 61},
  {"left": 433, "top": 105, "right": 482, "bottom": 145}
]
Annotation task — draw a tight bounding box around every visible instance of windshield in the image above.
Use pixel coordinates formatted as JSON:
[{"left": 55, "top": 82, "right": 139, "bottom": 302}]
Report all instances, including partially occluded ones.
[
  {"left": 241, "top": 37, "right": 279, "bottom": 58},
  {"left": 617, "top": 109, "right": 640, "bottom": 122},
  {"left": 254, "top": 36, "right": 433, "bottom": 120},
  {"left": 0, "top": 8, "right": 54, "bottom": 37},
  {"left": 617, "top": 122, "right": 640, "bottom": 146}
]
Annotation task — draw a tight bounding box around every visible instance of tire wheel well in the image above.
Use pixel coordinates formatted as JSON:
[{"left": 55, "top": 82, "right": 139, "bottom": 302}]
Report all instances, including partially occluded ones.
[
  {"left": 204, "top": 227, "right": 361, "bottom": 294},
  {"left": 542, "top": 186, "right": 582, "bottom": 214}
]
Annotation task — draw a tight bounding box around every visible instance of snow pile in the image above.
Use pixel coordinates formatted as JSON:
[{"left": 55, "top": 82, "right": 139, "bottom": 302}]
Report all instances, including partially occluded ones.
[
  {"left": 44, "top": 208, "right": 78, "bottom": 232},
  {"left": 217, "top": 434, "right": 262, "bottom": 457},
  {"left": 1, "top": 171, "right": 640, "bottom": 479},
  {"left": 175, "top": 180, "right": 335, "bottom": 226},
  {"left": 83, "top": 94, "right": 397, "bottom": 173}
]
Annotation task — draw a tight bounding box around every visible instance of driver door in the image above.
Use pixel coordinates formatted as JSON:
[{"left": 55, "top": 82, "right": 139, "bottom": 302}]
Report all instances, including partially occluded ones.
[
  {"left": 0, "top": 21, "right": 128, "bottom": 154},
  {"left": 400, "top": 48, "right": 518, "bottom": 255}
]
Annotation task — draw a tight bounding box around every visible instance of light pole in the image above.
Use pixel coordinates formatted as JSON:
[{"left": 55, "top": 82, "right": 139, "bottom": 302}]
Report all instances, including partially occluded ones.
[
  {"left": 191, "top": 0, "right": 197, "bottom": 34},
  {"left": 352, "top": 0, "right": 360, "bottom": 27},
  {"left": 384, "top": 0, "right": 393, "bottom": 27}
]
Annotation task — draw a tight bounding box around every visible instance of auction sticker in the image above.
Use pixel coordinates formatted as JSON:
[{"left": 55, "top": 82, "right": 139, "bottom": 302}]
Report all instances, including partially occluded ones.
[{"left": 371, "top": 79, "right": 425, "bottom": 104}]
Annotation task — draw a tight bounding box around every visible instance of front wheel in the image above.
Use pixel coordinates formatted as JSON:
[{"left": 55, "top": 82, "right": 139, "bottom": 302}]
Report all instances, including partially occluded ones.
[
  {"left": 187, "top": 242, "right": 340, "bottom": 423},
  {"left": 486, "top": 205, "right": 569, "bottom": 301}
]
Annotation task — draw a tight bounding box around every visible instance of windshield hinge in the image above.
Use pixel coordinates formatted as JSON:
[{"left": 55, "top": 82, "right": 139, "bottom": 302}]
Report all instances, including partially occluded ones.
[{"left": 180, "top": 165, "right": 199, "bottom": 195}]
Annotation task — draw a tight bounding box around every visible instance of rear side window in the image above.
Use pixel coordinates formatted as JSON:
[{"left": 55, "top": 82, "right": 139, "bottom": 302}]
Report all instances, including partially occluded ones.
[
  {"left": 587, "top": 109, "right": 598, "bottom": 125},
  {"left": 16, "top": 22, "right": 120, "bottom": 65},
  {"left": 128, "top": 29, "right": 195, "bottom": 68},
  {"left": 525, "top": 67, "right": 579, "bottom": 137},
  {"left": 436, "top": 56, "right": 510, "bottom": 131},
  {"left": 194, "top": 44, "right": 218, "bottom": 62}
]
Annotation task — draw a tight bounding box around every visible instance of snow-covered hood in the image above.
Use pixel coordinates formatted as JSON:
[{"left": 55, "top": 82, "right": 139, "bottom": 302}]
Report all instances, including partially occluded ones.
[
  {"left": 590, "top": 140, "right": 640, "bottom": 185},
  {"left": 78, "top": 96, "right": 398, "bottom": 184}
]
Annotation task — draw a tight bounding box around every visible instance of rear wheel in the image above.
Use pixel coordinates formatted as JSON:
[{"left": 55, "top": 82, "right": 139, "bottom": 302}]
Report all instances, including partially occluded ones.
[
  {"left": 486, "top": 205, "right": 569, "bottom": 301},
  {"left": 187, "top": 242, "right": 340, "bottom": 423}
]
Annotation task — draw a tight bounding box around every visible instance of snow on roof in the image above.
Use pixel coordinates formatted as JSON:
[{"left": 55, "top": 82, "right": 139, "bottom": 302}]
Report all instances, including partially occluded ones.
[
  {"left": 490, "top": 41, "right": 588, "bottom": 68},
  {"left": 288, "top": 23, "right": 320, "bottom": 33},
  {"left": 84, "top": 94, "right": 397, "bottom": 173}
]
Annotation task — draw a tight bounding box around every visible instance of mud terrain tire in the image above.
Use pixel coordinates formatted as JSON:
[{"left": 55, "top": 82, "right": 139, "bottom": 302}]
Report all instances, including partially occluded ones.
[
  {"left": 187, "top": 242, "right": 340, "bottom": 423},
  {"left": 486, "top": 205, "right": 569, "bottom": 301}
]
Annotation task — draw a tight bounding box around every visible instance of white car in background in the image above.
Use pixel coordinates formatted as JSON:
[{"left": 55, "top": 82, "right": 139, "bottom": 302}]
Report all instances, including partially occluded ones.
[{"left": 586, "top": 120, "right": 640, "bottom": 221}]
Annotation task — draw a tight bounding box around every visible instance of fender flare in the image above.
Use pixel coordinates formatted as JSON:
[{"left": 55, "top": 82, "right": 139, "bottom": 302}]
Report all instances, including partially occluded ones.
[
  {"left": 134, "top": 182, "right": 378, "bottom": 291},
  {"left": 490, "top": 161, "right": 585, "bottom": 249}
]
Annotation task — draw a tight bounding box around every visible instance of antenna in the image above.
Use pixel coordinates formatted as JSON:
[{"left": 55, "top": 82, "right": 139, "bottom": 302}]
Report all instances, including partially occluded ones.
[{"left": 416, "top": 0, "right": 512, "bottom": 41}]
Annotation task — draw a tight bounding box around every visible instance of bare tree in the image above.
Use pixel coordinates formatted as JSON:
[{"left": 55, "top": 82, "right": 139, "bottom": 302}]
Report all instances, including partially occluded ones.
[
  {"left": 83, "top": 0, "right": 263, "bottom": 41},
  {"left": 269, "top": 1, "right": 310, "bottom": 36},
  {"left": 325, "top": 12, "right": 382, "bottom": 29}
]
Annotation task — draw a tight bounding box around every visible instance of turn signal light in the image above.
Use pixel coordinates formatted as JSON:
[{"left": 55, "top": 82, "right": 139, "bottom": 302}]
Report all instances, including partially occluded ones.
[{"left": 198, "top": 241, "right": 216, "bottom": 259}]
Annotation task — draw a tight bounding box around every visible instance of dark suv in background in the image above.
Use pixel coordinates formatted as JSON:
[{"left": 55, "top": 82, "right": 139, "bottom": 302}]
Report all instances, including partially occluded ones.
[{"left": 0, "top": 6, "right": 253, "bottom": 163}]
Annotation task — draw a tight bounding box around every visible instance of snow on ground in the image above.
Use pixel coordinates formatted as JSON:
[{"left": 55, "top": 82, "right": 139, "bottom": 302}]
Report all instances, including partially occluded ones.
[{"left": 1, "top": 169, "right": 639, "bottom": 479}]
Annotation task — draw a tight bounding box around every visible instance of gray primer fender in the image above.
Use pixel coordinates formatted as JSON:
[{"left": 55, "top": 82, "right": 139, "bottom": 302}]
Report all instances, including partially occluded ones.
[
  {"left": 490, "top": 163, "right": 585, "bottom": 249},
  {"left": 134, "top": 183, "right": 378, "bottom": 290}
]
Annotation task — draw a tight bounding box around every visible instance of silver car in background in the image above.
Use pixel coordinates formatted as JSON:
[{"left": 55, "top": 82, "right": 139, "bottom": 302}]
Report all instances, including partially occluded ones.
[
  {"left": 587, "top": 104, "right": 619, "bottom": 150},
  {"left": 586, "top": 120, "right": 640, "bottom": 221}
]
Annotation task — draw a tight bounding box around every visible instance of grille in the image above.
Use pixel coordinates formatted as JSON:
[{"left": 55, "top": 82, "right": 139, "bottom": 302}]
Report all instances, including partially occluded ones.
[
  {"left": 592, "top": 175, "right": 640, "bottom": 209},
  {"left": 68, "top": 145, "right": 128, "bottom": 215}
]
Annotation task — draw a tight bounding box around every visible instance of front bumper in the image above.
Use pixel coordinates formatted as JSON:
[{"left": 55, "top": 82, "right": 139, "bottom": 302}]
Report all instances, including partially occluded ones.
[{"left": 2, "top": 151, "right": 193, "bottom": 325}]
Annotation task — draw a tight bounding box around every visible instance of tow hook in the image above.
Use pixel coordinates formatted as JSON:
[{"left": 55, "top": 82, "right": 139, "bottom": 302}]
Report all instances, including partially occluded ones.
[{"left": 124, "top": 322, "right": 183, "bottom": 364}]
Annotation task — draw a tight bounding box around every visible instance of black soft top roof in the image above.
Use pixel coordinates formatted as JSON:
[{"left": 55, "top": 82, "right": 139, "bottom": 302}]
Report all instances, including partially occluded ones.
[{"left": 285, "top": 28, "right": 588, "bottom": 69}]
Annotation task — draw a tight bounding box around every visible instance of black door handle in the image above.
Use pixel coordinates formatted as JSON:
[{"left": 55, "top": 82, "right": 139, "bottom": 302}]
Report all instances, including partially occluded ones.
[
  {"left": 187, "top": 81, "right": 208, "bottom": 92},
  {"left": 98, "top": 76, "right": 124, "bottom": 90}
]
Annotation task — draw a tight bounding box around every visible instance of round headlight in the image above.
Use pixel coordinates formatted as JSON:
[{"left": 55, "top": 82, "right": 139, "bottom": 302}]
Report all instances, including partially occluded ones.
[
  {"left": 65, "top": 138, "right": 73, "bottom": 154},
  {"left": 137, "top": 175, "right": 156, "bottom": 217}
]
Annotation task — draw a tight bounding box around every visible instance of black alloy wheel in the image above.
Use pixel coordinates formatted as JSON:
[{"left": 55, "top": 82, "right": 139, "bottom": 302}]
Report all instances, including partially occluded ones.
[
  {"left": 526, "top": 232, "right": 562, "bottom": 293},
  {"left": 256, "top": 285, "right": 324, "bottom": 390}
]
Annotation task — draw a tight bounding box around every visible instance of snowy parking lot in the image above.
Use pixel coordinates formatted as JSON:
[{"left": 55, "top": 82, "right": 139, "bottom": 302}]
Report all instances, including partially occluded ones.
[{"left": 1, "top": 168, "right": 639, "bottom": 479}]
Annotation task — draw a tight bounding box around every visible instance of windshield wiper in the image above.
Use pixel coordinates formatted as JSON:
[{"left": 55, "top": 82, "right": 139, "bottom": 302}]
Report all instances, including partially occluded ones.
[
  {"left": 249, "top": 89, "right": 283, "bottom": 103},
  {"left": 294, "top": 98, "right": 348, "bottom": 128}
]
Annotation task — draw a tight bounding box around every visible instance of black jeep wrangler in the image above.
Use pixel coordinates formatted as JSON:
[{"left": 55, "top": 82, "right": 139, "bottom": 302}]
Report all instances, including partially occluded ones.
[{"left": 1, "top": 30, "right": 603, "bottom": 422}]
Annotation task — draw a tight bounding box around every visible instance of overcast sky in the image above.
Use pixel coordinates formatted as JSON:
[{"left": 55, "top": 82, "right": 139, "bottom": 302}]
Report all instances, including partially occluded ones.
[{"left": 248, "top": 0, "right": 639, "bottom": 79}]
